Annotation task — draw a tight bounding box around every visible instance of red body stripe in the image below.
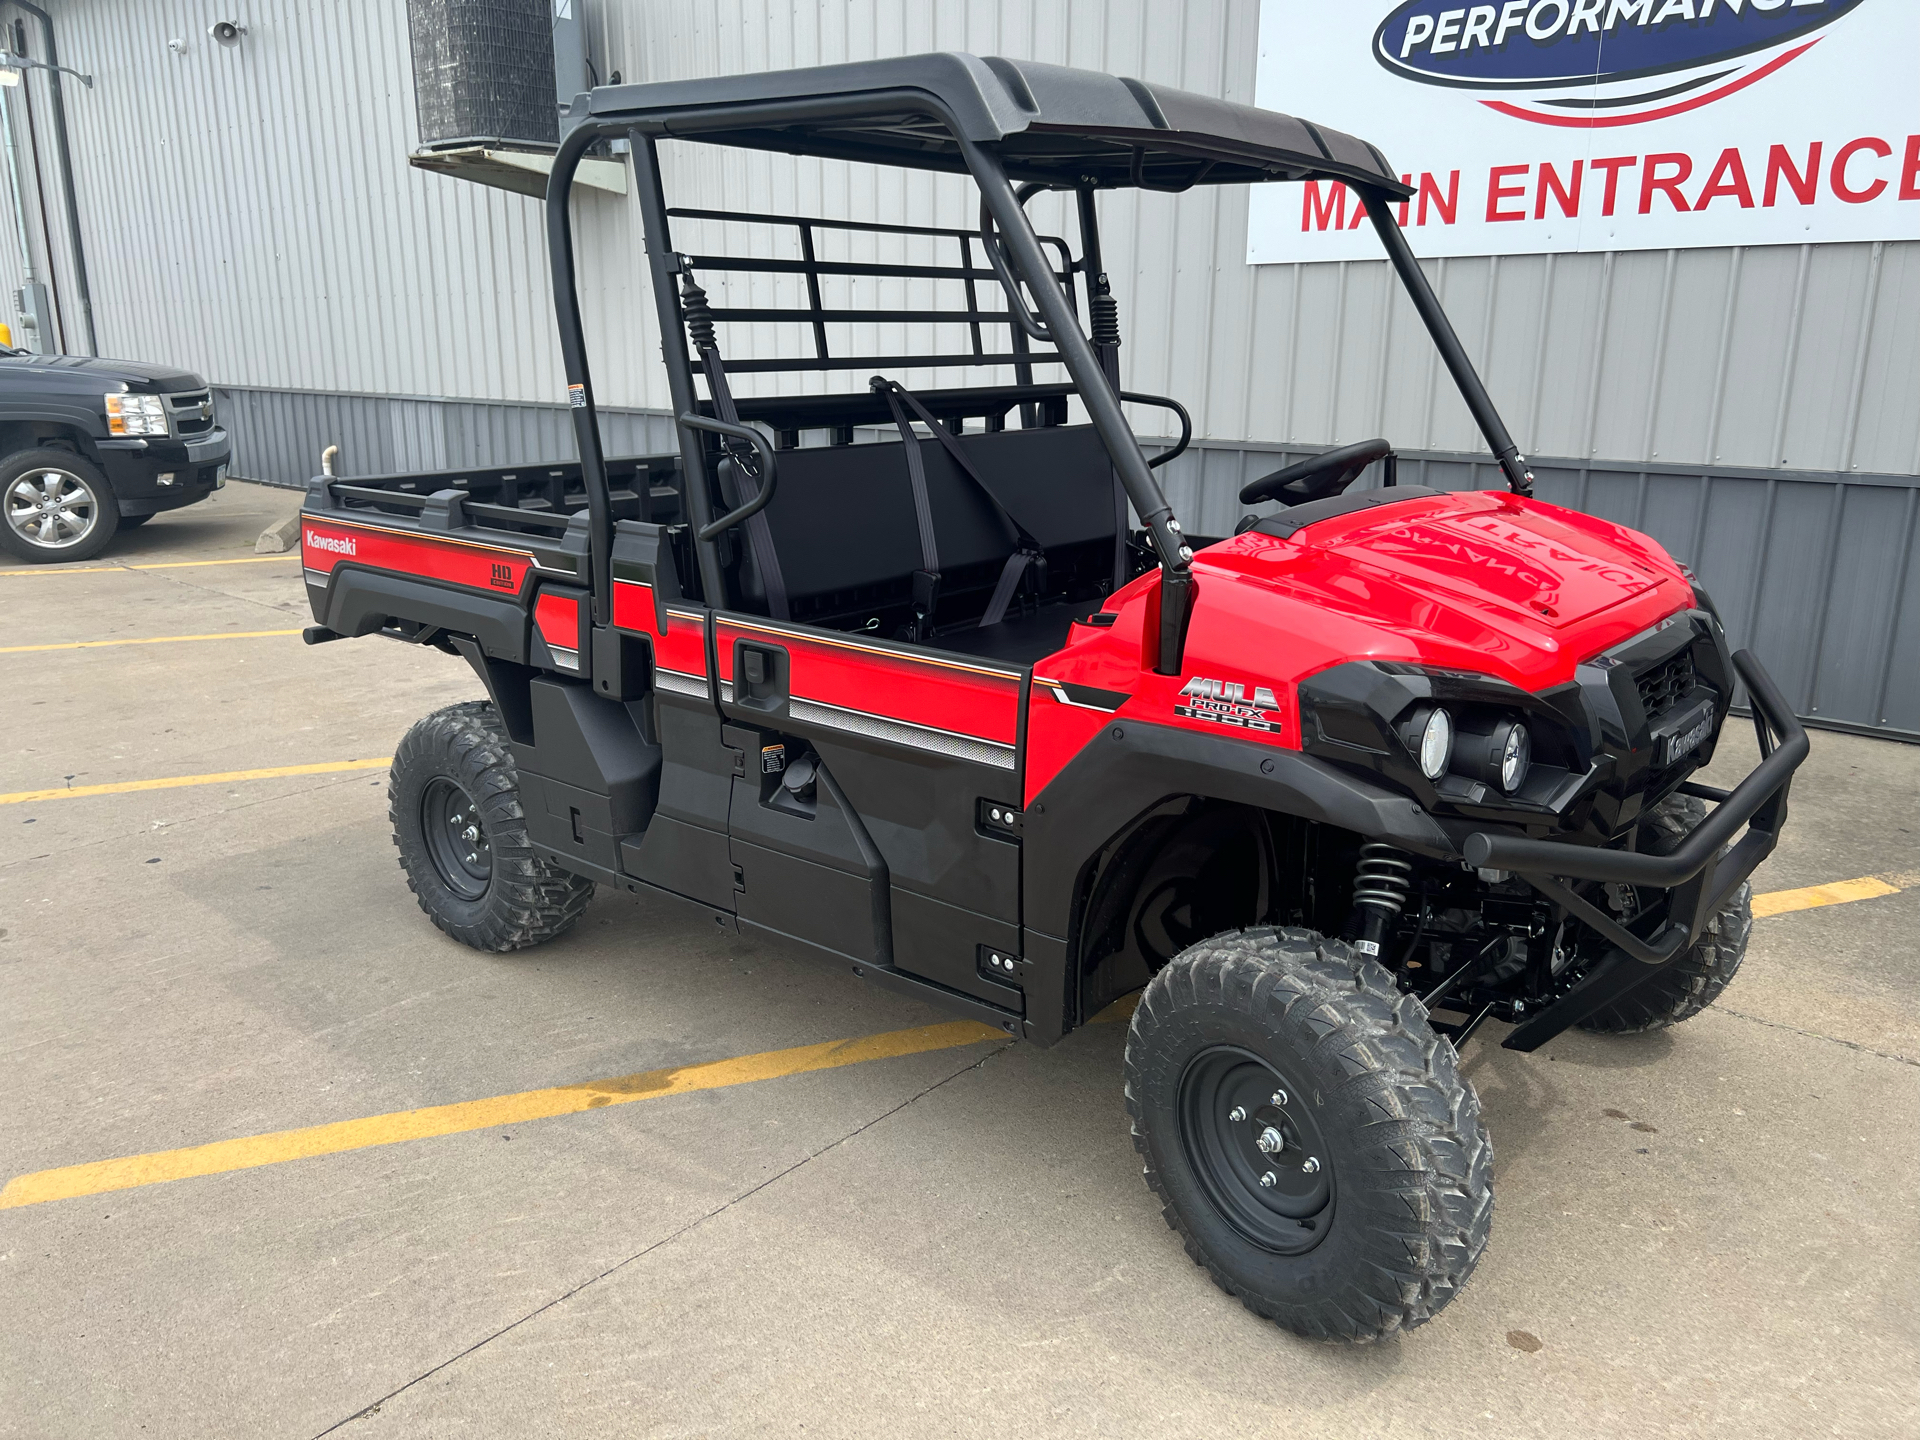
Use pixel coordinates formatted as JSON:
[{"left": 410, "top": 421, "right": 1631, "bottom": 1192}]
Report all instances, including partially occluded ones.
[
  {"left": 612, "top": 579, "right": 707, "bottom": 675},
  {"left": 300, "top": 518, "right": 534, "bottom": 598},
  {"left": 717, "top": 619, "right": 1020, "bottom": 747},
  {"left": 533, "top": 591, "right": 580, "bottom": 652}
]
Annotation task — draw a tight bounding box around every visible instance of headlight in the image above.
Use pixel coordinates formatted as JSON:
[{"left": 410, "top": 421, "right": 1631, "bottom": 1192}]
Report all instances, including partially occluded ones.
[
  {"left": 1455, "top": 717, "right": 1532, "bottom": 794},
  {"left": 1401, "top": 705, "right": 1452, "bottom": 780},
  {"left": 106, "top": 392, "right": 168, "bottom": 436}
]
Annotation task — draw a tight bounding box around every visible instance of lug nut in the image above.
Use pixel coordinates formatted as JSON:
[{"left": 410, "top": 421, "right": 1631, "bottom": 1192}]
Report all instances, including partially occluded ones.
[
  {"left": 1227, "top": 1106, "right": 1247, "bottom": 1122},
  {"left": 1301, "top": 1156, "right": 1321, "bottom": 1174},
  {"left": 1271, "top": 1089, "right": 1288, "bottom": 1106},
  {"left": 1259, "top": 1171, "right": 1277, "bottom": 1188},
  {"left": 1257, "top": 1125, "right": 1285, "bottom": 1155}
]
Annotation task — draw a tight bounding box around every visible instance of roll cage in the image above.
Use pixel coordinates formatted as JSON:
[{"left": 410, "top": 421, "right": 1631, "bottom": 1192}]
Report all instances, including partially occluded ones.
[{"left": 541, "top": 53, "right": 1536, "bottom": 667}]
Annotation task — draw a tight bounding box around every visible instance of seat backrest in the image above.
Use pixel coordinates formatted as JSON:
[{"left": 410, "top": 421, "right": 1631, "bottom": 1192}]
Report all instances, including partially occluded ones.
[{"left": 734, "top": 423, "right": 1117, "bottom": 620}]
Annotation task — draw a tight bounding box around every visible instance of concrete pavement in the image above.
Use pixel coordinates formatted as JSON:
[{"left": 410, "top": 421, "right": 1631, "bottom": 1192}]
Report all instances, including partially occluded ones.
[{"left": 3, "top": 482, "right": 1915, "bottom": 1438}]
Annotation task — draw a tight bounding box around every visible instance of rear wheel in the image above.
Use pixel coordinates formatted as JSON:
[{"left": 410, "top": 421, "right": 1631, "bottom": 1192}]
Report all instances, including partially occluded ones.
[
  {"left": 1578, "top": 793, "right": 1752, "bottom": 1034},
  {"left": 389, "top": 701, "right": 594, "bottom": 951},
  {"left": 1125, "top": 926, "right": 1493, "bottom": 1342},
  {"left": 0, "top": 449, "right": 120, "bottom": 563}
]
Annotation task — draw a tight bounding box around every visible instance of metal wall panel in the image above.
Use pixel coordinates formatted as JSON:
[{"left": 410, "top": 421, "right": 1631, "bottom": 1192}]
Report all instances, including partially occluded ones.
[
  {"left": 7, "top": 0, "right": 1914, "bottom": 734},
  {"left": 15, "top": 0, "right": 1914, "bottom": 477}
]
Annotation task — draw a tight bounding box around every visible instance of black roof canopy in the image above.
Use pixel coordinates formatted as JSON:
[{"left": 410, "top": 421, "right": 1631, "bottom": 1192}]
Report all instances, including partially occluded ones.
[{"left": 581, "top": 53, "right": 1410, "bottom": 198}]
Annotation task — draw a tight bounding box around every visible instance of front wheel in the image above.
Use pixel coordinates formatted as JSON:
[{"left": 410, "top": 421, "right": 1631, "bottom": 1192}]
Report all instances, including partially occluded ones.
[
  {"left": 389, "top": 701, "right": 595, "bottom": 951},
  {"left": 0, "top": 449, "right": 121, "bottom": 563},
  {"left": 1124, "top": 927, "right": 1493, "bottom": 1342}
]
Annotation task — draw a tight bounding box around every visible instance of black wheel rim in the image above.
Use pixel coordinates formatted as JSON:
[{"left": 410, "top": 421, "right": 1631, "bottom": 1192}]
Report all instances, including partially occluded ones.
[
  {"left": 420, "top": 777, "right": 492, "bottom": 901},
  {"left": 1177, "top": 1046, "right": 1334, "bottom": 1255}
]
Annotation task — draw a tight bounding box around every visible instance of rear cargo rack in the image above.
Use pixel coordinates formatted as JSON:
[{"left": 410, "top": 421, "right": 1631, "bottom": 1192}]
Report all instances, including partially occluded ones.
[{"left": 324, "top": 454, "right": 678, "bottom": 534}]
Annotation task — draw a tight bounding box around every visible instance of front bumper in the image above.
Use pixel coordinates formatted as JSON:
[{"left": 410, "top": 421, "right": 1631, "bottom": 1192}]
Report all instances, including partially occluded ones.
[
  {"left": 1461, "top": 649, "right": 1807, "bottom": 1049},
  {"left": 98, "top": 428, "right": 232, "bottom": 515}
]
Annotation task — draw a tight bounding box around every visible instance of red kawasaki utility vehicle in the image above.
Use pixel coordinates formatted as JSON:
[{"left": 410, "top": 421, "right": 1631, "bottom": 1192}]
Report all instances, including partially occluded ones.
[{"left": 301, "top": 56, "right": 1807, "bottom": 1340}]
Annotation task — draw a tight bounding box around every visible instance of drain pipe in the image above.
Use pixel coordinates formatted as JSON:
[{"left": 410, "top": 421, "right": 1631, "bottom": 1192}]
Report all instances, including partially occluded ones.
[
  {"left": 0, "top": 73, "right": 37, "bottom": 301},
  {"left": 11, "top": 3, "right": 93, "bottom": 356}
]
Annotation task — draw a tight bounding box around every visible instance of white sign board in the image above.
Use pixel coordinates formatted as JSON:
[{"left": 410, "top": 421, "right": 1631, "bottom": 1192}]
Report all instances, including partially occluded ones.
[{"left": 1248, "top": 0, "right": 1920, "bottom": 262}]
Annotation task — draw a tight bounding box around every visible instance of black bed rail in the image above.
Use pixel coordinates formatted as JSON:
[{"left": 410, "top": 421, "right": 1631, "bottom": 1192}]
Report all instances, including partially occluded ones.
[
  {"left": 666, "top": 205, "right": 1078, "bottom": 378},
  {"left": 322, "top": 454, "right": 675, "bottom": 531}
]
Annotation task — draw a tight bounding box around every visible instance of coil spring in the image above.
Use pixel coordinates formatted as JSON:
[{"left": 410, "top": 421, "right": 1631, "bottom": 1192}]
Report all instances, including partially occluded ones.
[{"left": 1352, "top": 842, "right": 1413, "bottom": 917}]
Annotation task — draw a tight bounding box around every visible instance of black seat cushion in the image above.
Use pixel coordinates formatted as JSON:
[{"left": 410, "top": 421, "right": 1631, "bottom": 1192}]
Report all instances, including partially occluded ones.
[{"left": 734, "top": 424, "right": 1117, "bottom": 618}]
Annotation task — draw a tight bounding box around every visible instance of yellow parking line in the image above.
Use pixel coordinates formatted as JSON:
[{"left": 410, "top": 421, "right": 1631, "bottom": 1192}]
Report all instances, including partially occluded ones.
[
  {"left": 0, "top": 868, "right": 1904, "bottom": 1212},
  {"left": 1752, "top": 875, "right": 1901, "bottom": 917},
  {"left": 0, "top": 628, "right": 303, "bottom": 654},
  {"left": 0, "top": 758, "right": 391, "bottom": 806},
  {"left": 0, "top": 1020, "right": 1003, "bottom": 1210},
  {"left": 0, "top": 555, "right": 298, "bottom": 576}
]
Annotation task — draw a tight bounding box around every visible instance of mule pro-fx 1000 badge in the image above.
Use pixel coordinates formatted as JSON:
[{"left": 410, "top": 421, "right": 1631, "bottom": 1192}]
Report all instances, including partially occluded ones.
[{"left": 1175, "top": 676, "right": 1280, "bottom": 732}]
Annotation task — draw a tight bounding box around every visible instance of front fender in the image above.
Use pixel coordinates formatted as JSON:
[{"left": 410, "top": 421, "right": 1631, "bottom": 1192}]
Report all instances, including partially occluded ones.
[{"left": 1022, "top": 721, "right": 1457, "bottom": 944}]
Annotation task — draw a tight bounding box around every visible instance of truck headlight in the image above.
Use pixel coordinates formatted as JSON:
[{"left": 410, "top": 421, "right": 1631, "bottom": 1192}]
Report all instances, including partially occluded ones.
[{"left": 106, "top": 392, "right": 168, "bottom": 436}]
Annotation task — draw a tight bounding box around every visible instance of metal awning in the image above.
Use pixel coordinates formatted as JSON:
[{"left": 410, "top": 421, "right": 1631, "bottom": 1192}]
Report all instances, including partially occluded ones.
[{"left": 409, "top": 142, "right": 629, "bottom": 200}]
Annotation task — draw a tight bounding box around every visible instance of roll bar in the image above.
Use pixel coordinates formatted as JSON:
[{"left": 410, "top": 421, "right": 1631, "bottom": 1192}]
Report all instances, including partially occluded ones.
[{"left": 546, "top": 97, "right": 1539, "bottom": 655}]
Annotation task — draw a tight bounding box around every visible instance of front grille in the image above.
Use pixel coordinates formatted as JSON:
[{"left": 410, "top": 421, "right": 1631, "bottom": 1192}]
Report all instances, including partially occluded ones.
[
  {"left": 1635, "top": 651, "right": 1696, "bottom": 719},
  {"left": 167, "top": 390, "right": 215, "bottom": 435}
]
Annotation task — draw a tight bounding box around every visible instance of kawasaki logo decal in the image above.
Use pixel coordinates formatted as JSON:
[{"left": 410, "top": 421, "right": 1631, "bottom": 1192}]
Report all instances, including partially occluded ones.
[{"left": 303, "top": 529, "right": 356, "bottom": 556}]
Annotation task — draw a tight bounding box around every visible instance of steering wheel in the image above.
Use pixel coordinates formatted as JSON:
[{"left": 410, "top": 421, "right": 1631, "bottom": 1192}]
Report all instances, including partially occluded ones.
[{"left": 1239, "top": 438, "right": 1393, "bottom": 508}]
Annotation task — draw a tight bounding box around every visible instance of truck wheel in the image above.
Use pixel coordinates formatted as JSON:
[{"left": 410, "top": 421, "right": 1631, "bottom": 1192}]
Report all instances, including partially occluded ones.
[
  {"left": 0, "top": 449, "right": 121, "bottom": 563},
  {"left": 1124, "top": 926, "right": 1493, "bottom": 1342},
  {"left": 389, "top": 701, "right": 595, "bottom": 951},
  {"left": 1578, "top": 793, "right": 1752, "bottom": 1034}
]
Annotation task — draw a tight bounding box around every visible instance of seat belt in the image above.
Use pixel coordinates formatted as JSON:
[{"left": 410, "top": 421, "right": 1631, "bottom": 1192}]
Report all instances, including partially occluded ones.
[
  {"left": 680, "top": 269, "right": 790, "bottom": 621},
  {"left": 871, "top": 378, "right": 1047, "bottom": 633}
]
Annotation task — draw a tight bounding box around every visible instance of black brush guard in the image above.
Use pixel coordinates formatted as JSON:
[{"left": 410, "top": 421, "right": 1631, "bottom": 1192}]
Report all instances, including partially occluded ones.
[{"left": 1459, "top": 651, "right": 1808, "bottom": 1051}]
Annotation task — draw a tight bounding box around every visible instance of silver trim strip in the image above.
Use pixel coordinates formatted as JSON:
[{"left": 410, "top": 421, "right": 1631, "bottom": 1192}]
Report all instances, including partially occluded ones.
[
  {"left": 655, "top": 668, "right": 710, "bottom": 699},
  {"left": 550, "top": 646, "right": 580, "bottom": 672},
  {"left": 789, "top": 697, "right": 1016, "bottom": 770}
]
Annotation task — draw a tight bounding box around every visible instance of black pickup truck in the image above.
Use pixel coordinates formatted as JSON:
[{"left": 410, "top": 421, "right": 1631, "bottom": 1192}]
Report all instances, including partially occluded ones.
[{"left": 0, "top": 351, "right": 231, "bottom": 563}]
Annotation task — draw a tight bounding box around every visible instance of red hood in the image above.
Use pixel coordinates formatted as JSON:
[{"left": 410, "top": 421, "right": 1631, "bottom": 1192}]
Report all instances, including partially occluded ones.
[
  {"left": 1021, "top": 490, "right": 1697, "bottom": 801},
  {"left": 1185, "top": 490, "right": 1693, "bottom": 692}
]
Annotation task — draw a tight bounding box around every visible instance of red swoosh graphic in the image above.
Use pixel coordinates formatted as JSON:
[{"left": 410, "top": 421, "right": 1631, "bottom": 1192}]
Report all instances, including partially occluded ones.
[{"left": 1482, "top": 40, "right": 1816, "bottom": 128}]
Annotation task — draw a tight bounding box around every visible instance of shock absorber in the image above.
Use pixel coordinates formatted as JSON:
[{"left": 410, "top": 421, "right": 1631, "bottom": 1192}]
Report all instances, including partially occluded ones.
[{"left": 1349, "top": 842, "right": 1412, "bottom": 962}]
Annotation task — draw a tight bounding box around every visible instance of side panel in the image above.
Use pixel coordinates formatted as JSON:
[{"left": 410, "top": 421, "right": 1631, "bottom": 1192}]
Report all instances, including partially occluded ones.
[
  {"left": 300, "top": 515, "right": 541, "bottom": 600},
  {"left": 715, "top": 616, "right": 1022, "bottom": 769},
  {"left": 712, "top": 614, "right": 1027, "bottom": 1012},
  {"left": 511, "top": 677, "right": 662, "bottom": 877},
  {"left": 605, "top": 578, "right": 736, "bottom": 910}
]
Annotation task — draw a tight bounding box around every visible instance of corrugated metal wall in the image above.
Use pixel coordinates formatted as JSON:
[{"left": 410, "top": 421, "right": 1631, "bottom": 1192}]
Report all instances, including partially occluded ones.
[
  {"left": 18, "top": 0, "right": 1919, "bottom": 473},
  {"left": 5, "top": 0, "right": 1916, "bottom": 735}
]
